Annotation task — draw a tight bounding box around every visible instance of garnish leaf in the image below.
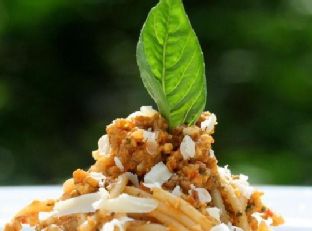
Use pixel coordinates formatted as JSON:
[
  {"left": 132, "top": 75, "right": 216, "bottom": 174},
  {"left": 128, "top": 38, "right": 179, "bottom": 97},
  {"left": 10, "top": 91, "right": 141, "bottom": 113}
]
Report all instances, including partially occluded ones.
[{"left": 136, "top": 0, "right": 206, "bottom": 128}]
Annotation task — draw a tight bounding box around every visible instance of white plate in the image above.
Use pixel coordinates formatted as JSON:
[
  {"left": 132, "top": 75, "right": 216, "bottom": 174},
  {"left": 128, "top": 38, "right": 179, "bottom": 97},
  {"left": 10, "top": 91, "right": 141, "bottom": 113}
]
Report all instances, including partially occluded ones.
[
  {"left": 260, "top": 186, "right": 312, "bottom": 231},
  {"left": 1, "top": 186, "right": 311, "bottom": 230}
]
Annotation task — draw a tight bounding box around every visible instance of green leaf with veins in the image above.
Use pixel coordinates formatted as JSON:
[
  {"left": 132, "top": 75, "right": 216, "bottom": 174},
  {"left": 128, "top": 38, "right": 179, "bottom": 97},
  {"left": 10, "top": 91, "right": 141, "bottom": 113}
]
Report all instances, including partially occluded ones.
[{"left": 136, "top": 0, "right": 206, "bottom": 128}]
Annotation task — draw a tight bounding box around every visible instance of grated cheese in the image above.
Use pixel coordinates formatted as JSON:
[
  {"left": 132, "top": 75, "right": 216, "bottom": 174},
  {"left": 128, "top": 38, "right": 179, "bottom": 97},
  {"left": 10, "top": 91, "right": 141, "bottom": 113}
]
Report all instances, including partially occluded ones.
[
  {"left": 218, "top": 166, "right": 254, "bottom": 199},
  {"left": 143, "top": 130, "right": 158, "bottom": 155},
  {"left": 98, "top": 135, "right": 110, "bottom": 155},
  {"left": 89, "top": 172, "right": 106, "bottom": 188},
  {"left": 180, "top": 135, "right": 196, "bottom": 160},
  {"left": 140, "top": 106, "right": 157, "bottom": 117},
  {"left": 201, "top": 113, "right": 217, "bottom": 133},
  {"left": 143, "top": 182, "right": 161, "bottom": 189},
  {"left": 171, "top": 185, "right": 182, "bottom": 197},
  {"left": 232, "top": 174, "right": 254, "bottom": 199},
  {"left": 143, "top": 130, "right": 156, "bottom": 142},
  {"left": 128, "top": 106, "right": 157, "bottom": 118},
  {"left": 94, "top": 193, "right": 158, "bottom": 213},
  {"left": 53, "top": 188, "right": 109, "bottom": 216},
  {"left": 114, "top": 157, "right": 124, "bottom": 172},
  {"left": 144, "top": 162, "right": 172, "bottom": 186},
  {"left": 211, "top": 224, "right": 230, "bottom": 231},
  {"left": 206, "top": 207, "right": 221, "bottom": 221},
  {"left": 218, "top": 165, "right": 232, "bottom": 180},
  {"left": 125, "top": 172, "right": 139, "bottom": 187},
  {"left": 189, "top": 185, "right": 211, "bottom": 203},
  {"left": 100, "top": 217, "right": 133, "bottom": 231},
  {"left": 251, "top": 212, "right": 272, "bottom": 226}
]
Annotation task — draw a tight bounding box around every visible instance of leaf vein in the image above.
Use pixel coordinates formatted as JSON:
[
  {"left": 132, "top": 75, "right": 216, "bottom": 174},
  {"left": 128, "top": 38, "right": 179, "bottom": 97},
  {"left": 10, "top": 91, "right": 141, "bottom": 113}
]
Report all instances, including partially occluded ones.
[
  {"left": 161, "top": 3, "right": 172, "bottom": 94},
  {"left": 167, "top": 48, "right": 198, "bottom": 95},
  {"left": 167, "top": 30, "right": 192, "bottom": 70},
  {"left": 171, "top": 66, "right": 201, "bottom": 109},
  {"left": 182, "top": 83, "right": 205, "bottom": 123}
]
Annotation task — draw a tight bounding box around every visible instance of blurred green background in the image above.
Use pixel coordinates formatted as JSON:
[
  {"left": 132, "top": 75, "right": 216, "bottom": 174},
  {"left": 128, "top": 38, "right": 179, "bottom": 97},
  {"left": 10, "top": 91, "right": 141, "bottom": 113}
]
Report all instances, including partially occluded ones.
[{"left": 0, "top": 0, "right": 311, "bottom": 185}]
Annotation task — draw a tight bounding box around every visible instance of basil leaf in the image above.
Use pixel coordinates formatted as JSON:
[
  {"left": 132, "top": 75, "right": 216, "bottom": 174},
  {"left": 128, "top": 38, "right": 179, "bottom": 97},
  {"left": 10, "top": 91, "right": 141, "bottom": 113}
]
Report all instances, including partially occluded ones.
[{"left": 136, "top": 0, "right": 206, "bottom": 128}]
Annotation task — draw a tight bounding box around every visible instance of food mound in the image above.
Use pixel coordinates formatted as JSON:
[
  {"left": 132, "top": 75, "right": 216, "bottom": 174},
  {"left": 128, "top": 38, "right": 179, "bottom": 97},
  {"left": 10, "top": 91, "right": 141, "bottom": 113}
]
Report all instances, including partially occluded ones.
[{"left": 5, "top": 106, "right": 283, "bottom": 231}]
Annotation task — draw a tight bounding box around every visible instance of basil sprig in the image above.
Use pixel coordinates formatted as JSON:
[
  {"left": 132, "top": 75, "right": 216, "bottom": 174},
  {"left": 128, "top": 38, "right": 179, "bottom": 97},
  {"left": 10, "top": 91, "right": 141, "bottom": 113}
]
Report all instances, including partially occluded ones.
[{"left": 136, "top": 0, "right": 206, "bottom": 128}]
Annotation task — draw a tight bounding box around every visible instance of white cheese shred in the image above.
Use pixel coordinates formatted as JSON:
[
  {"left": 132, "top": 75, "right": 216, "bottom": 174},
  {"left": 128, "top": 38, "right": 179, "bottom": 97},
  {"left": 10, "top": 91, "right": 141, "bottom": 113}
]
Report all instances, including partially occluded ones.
[
  {"left": 53, "top": 188, "right": 109, "bottom": 216},
  {"left": 100, "top": 216, "right": 133, "bottom": 231},
  {"left": 98, "top": 135, "right": 110, "bottom": 155},
  {"left": 171, "top": 185, "right": 182, "bottom": 197},
  {"left": 201, "top": 113, "right": 217, "bottom": 133},
  {"left": 94, "top": 193, "right": 158, "bottom": 213},
  {"left": 143, "top": 130, "right": 156, "bottom": 142},
  {"left": 143, "top": 130, "right": 158, "bottom": 155},
  {"left": 144, "top": 162, "right": 172, "bottom": 186},
  {"left": 125, "top": 172, "right": 139, "bottom": 187},
  {"left": 180, "top": 135, "right": 196, "bottom": 160},
  {"left": 114, "top": 157, "right": 124, "bottom": 172},
  {"left": 89, "top": 172, "right": 106, "bottom": 188},
  {"left": 211, "top": 223, "right": 230, "bottom": 231},
  {"left": 218, "top": 165, "right": 232, "bottom": 180},
  {"left": 206, "top": 207, "right": 221, "bottom": 221},
  {"left": 218, "top": 166, "right": 254, "bottom": 199},
  {"left": 189, "top": 184, "right": 211, "bottom": 204},
  {"left": 143, "top": 182, "right": 161, "bottom": 189},
  {"left": 128, "top": 106, "right": 157, "bottom": 118},
  {"left": 232, "top": 174, "right": 254, "bottom": 199}
]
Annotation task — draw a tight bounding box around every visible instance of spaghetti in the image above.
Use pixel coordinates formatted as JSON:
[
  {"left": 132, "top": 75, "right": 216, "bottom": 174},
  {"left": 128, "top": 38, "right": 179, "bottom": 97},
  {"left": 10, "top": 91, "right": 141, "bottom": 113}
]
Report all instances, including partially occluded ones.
[{"left": 4, "top": 107, "right": 283, "bottom": 231}]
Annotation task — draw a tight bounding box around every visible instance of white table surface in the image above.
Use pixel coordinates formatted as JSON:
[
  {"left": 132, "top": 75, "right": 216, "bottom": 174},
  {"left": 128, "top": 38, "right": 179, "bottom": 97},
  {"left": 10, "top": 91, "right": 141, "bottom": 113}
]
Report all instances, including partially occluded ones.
[{"left": 0, "top": 186, "right": 311, "bottom": 230}]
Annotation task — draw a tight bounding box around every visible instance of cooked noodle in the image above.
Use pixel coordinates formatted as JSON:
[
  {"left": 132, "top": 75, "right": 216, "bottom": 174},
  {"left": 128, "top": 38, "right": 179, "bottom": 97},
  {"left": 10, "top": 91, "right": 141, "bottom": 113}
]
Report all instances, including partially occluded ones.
[{"left": 4, "top": 108, "right": 283, "bottom": 231}]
